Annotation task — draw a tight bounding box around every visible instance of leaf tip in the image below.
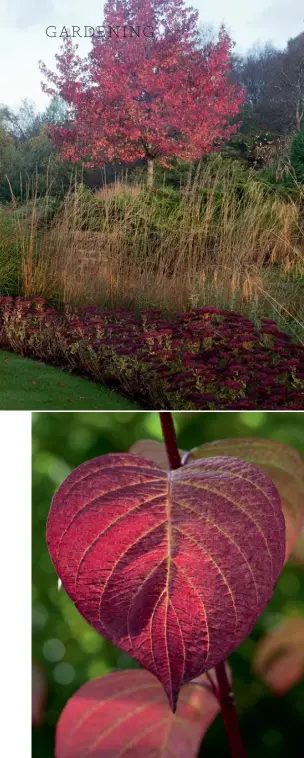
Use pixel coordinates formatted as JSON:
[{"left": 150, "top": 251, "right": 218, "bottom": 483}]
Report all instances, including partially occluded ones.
[{"left": 166, "top": 687, "right": 179, "bottom": 714}]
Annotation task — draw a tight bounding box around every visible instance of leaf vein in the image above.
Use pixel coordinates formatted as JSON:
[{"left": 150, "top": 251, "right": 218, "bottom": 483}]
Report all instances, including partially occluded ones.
[
  {"left": 175, "top": 478, "right": 274, "bottom": 576},
  {"left": 177, "top": 499, "right": 260, "bottom": 611}
]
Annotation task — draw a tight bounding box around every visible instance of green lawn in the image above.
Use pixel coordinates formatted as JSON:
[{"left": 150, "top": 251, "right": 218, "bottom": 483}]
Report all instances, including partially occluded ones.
[{"left": 0, "top": 351, "right": 139, "bottom": 410}]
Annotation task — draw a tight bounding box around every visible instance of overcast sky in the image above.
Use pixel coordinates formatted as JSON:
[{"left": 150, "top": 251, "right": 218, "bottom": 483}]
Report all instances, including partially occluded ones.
[{"left": 0, "top": 0, "right": 303, "bottom": 111}]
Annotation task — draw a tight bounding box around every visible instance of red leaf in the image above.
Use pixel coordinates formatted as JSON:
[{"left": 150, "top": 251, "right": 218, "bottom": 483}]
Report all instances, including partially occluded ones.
[
  {"left": 187, "top": 438, "right": 304, "bottom": 560},
  {"left": 55, "top": 668, "right": 225, "bottom": 758},
  {"left": 47, "top": 453, "right": 285, "bottom": 711}
]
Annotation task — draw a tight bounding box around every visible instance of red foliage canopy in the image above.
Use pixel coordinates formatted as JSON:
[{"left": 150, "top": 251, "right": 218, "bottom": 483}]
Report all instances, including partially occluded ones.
[{"left": 39, "top": 0, "right": 245, "bottom": 167}]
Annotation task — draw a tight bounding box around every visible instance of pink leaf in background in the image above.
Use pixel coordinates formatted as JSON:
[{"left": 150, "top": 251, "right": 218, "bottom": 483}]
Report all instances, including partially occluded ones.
[
  {"left": 253, "top": 618, "right": 304, "bottom": 695},
  {"left": 47, "top": 452, "right": 285, "bottom": 710},
  {"left": 129, "top": 439, "right": 184, "bottom": 470},
  {"left": 32, "top": 662, "right": 47, "bottom": 727},
  {"left": 55, "top": 668, "right": 227, "bottom": 758}
]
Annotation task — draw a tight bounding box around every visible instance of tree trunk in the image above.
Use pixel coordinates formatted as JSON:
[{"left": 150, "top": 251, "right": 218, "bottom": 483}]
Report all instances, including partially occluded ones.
[
  {"left": 295, "top": 101, "right": 303, "bottom": 132},
  {"left": 147, "top": 159, "right": 154, "bottom": 188}
]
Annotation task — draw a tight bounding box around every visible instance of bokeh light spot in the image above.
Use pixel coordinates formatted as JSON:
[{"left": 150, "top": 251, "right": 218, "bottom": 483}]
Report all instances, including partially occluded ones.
[
  {"left": 80, "top": 630, "right": 103, "bottom": 653},
  {"left": 240, "top": 412, "right": 266, "bottom": 428},
  {"left": 143, "top": 413, "right": 162, "bottom": 438},
  {"left": 67, "top": 427, "right": 93, "bottom": 451},
  {"left": 53, "top": 662, "right": 75, "bottom": 685},
  {"left": 43, "top": 638, "right": 65, "bottom": 662},
  {"left": 113, "top": 412, "right": 138, "bottom": 425}
]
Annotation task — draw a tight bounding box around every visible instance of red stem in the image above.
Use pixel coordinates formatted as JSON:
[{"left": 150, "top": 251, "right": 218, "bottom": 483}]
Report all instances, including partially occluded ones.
[
  {"left": 159, "top": 411, "right": 247, "bottom": 758},
  {"left": 159, "top": 412, "right": 181, "bottom": 470},
  {"left": 215, "top": 662, "right": 247, "bottom": 758}
]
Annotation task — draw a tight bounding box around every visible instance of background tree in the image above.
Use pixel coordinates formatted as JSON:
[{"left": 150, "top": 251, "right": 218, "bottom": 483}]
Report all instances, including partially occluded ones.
[
  {"left": 39, "top": 0, "right": 245, "bottom": 187},
  {"left": 0, "top": 123, "right": 16, "bottom": 177},
  {"left": 234, "top": 32, "right": 304, "bottom": 137},
  {"left": 43, "top": 96, "right": 70, "bottom": 127},
  {"left": 0, "top": 98, "right": 76, "bottom": 202},
  {"left": 0, "top": 99, "right": 43, "bottom": 143},
  {"left": 270, "top": 33, "right": 304, "bottom": 134},
  {"left": 0, "top": 97, "right": 69, "bottom": 144}
]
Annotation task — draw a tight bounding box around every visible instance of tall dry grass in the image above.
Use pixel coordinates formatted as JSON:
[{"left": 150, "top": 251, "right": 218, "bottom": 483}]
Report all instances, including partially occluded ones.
[{"left": 2, "top": 161, "right": 304, "bottom": 338}]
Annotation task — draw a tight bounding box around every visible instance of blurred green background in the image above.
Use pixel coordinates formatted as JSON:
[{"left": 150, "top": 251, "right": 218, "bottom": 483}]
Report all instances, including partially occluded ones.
[{"left": 32, "top": 411, "right": 304, "bottom": 758}]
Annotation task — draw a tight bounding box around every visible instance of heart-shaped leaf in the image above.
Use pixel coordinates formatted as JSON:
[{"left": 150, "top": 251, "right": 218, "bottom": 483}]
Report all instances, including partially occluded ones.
[
  {"left": 187, "top": 438, "right": 304, "bottom": 561},
  {"left": 55, "top": 668, "right": 226, "bottom": 758},
  {"left": 47, "top": 452, "right": 285, "bottom": 711}
]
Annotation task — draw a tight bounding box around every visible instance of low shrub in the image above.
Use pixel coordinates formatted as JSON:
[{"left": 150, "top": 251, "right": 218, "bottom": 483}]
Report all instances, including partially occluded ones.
[{"left": 1, "top": 297, "right": 303, "bottom": 409}]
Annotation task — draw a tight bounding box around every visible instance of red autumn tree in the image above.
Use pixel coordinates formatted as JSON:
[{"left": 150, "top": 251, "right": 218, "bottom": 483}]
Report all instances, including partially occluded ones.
[{"left": 39, "top": 0, "right": 245, "bottom": 186}]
